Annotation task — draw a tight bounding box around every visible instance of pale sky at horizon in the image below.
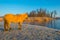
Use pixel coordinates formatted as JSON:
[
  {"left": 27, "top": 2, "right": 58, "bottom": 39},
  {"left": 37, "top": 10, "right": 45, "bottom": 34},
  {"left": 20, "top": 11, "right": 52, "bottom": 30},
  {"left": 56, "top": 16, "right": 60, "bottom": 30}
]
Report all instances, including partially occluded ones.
[{"left": 0, "top": 0, "right": 60, "bottom": 17}]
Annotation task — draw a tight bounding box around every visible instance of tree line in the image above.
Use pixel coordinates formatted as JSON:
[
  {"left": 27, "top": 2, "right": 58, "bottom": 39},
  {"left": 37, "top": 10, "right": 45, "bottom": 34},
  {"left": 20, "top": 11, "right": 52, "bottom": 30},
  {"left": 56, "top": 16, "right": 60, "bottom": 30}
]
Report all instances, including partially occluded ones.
[{"left": 28, "top": 8, "right": 57, "bottom": 18}]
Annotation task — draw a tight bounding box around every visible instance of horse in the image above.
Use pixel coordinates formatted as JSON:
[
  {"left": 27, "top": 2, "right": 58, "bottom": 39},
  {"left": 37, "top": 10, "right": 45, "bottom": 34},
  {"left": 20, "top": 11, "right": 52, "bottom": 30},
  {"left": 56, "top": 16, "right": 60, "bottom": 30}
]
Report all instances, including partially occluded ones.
[{"left": 3, "top": 13, "right": 28, "bottom": 31}]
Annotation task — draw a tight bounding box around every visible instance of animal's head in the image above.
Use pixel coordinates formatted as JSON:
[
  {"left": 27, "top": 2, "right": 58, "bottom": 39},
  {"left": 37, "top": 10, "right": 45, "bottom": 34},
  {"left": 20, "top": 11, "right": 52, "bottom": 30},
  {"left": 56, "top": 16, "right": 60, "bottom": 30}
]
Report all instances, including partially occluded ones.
[
  {"left": 17, "top": 13, "right": 28, "bottom": 19},
  {"left": 23, "top": 13, "right": 28, "bottom": 19}
]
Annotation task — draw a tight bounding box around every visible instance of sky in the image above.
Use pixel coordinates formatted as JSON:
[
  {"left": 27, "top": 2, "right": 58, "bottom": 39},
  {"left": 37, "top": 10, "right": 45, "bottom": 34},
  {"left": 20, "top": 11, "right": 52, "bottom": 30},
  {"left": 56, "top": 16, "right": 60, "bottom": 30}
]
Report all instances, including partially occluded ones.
[{"left": 0, "top": 0, "right": 60, "bottom": 17}]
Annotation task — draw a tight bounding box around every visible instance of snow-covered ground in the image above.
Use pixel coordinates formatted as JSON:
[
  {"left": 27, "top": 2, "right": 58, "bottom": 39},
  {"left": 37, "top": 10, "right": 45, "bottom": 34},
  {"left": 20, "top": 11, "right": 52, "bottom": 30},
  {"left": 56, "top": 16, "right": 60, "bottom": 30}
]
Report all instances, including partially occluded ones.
[{"left": 0, "top": 23, "right": 60, "bottom": 40}]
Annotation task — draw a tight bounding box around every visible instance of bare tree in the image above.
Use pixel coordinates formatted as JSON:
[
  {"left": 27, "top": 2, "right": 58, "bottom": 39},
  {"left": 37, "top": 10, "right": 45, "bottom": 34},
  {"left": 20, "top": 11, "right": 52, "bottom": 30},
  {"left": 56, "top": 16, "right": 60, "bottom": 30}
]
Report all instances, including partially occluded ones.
[
  {"left": 54, "top": 10, "right": 57, "bottom": 18},
  {"left": 51, "top": 11, "right": 53, "bottom": 18}
]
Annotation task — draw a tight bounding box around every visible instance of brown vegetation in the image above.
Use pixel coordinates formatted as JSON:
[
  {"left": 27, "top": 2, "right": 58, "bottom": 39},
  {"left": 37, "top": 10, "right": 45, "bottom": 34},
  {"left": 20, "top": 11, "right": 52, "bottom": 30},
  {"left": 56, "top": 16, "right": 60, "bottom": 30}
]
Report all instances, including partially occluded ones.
[
  {"left": 25, "top": 17, "right": 53, "bottom": 24},
  {"left": 28, "top": 8, "right": 57, "bottom": 18},
  {"left": 0, "top": 18, "right": 3, "bottom": 22}
]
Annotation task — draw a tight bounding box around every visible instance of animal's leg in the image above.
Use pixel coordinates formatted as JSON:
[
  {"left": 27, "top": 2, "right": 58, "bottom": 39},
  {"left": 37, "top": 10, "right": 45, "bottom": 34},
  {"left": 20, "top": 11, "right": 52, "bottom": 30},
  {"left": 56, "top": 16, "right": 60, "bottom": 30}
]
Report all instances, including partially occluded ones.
[
  {"left": 18, "top": 22, "right": 22, "bottom": 30},
  {"left": 4, "top": 21, "right": 8, "bottom": 31},
  {"left": 7, "top": 22, "right": 11, "bottom": 30}
]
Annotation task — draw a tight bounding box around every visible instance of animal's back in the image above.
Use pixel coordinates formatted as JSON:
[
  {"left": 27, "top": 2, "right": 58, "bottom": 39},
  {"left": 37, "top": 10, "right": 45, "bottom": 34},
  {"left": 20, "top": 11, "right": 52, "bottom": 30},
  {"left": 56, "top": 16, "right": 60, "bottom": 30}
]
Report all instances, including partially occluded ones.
[{"left": 4, "top": 14, "right": 17, "bottom": 22}]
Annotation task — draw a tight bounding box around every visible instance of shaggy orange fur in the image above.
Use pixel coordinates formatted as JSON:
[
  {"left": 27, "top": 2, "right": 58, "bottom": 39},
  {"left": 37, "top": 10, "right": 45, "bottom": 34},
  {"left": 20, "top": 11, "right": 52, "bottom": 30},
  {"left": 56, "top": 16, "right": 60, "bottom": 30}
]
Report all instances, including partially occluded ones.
[{"left": 3, "top": 13, "right": 28, "bottom": 31}]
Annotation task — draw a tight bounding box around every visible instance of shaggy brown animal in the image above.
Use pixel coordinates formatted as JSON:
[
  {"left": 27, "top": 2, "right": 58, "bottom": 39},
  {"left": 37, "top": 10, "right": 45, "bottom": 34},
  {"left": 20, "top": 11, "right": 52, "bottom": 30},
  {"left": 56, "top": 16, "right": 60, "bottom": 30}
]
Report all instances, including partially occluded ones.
[{"left": 3, "top": 13, "right": 28, "bottom": 31}]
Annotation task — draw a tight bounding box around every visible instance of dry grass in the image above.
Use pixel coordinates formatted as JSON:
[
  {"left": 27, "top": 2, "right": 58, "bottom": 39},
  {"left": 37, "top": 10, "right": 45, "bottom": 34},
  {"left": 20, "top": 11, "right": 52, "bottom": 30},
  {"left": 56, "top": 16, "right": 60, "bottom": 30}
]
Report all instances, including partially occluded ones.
[
  {"left": 25, "top": 17, "right": 53, "bottom": 24},
  {"left": 0, "top": 18, "right": 3, "bottom": 22}
]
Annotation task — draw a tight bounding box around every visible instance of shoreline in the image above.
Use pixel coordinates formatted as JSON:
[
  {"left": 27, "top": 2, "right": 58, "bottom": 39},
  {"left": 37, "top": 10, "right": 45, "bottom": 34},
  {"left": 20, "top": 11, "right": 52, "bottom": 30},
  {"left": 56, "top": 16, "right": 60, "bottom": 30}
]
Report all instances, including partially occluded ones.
[{"left": 0, "top": 24, "right": 60, "bottom": 40}]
